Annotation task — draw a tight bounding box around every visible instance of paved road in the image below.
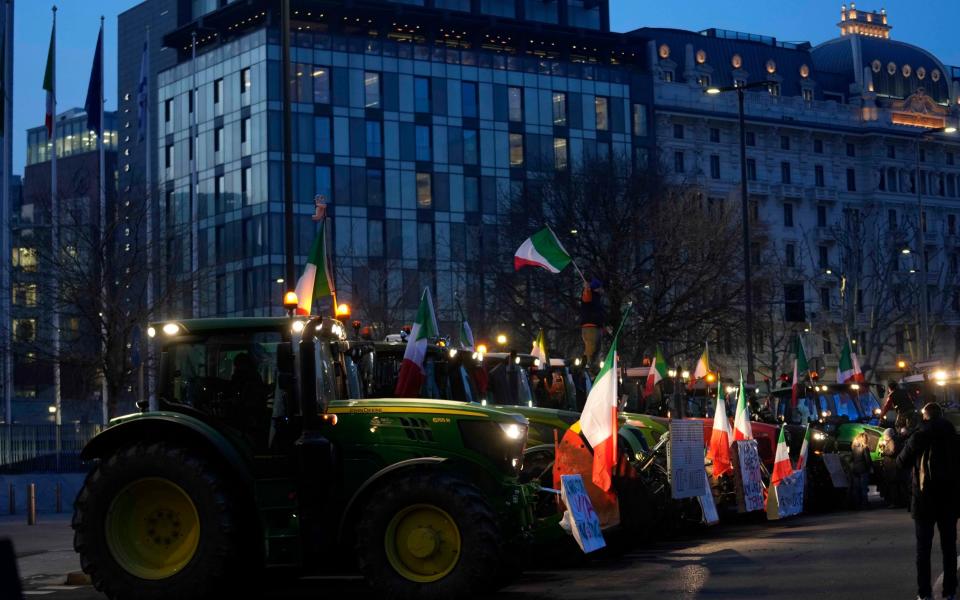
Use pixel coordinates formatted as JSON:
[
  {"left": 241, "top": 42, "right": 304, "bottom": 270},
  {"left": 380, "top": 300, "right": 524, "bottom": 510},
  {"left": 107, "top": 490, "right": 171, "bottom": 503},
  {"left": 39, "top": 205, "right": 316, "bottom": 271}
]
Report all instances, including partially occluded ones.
[{"left": 9, "top": 505, "right": 954, "bottom": 599}]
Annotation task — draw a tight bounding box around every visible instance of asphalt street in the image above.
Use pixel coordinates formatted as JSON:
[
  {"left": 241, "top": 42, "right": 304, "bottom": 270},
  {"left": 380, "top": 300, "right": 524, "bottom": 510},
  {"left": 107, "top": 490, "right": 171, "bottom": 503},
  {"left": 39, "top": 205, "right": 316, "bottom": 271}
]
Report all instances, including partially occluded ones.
[{"left": 9, "top": 504, "right": 953, "bottom": 599}]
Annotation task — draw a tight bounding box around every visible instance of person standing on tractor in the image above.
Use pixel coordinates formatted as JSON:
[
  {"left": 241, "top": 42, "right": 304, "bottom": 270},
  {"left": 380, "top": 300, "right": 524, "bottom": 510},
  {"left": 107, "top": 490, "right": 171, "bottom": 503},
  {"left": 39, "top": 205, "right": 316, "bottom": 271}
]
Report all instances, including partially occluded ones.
[
  {"left": 881, "top": 380, "right": 918, "bottom": 430},
  {"left": 897, "top": 402, "right": 960, "bottom": 600},
  {"left": 580, "top": 278, "right": 607, "bottom": 368}
]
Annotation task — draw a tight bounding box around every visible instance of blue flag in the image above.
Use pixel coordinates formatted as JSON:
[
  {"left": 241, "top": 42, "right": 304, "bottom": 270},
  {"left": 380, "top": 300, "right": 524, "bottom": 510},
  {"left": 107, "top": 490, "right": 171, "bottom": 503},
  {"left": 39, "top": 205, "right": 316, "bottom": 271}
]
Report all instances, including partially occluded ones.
[
  {"left": 84, "top": 24, "right": 103, "bottom": 134},
  {"left": 137, "top": 40, "right": 148, "bottom": 142}
]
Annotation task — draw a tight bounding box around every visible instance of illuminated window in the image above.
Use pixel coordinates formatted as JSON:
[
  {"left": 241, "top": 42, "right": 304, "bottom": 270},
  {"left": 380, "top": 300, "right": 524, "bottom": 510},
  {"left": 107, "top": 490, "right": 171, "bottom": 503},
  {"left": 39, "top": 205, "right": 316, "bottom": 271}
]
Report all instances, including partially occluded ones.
[
  {"left": 241, "top": 68, "right": 251, "bottom": 94},
  {"left": 509, "top": 133, "right": 524, "bottom": 167},
  {"left": 552, "top": 92, "right": 567, "bottom": 126},
  {"left": 12, "top": 284, "right": 37, "bottom": 307},
  {"left": 13, "top": 319, "right": 36, "bottom": 342},
  {"left": 313, "top": 67, "right": 331, "bottom": 103},
  {"left": 595, "top": 96, "right": 609, "bottom": 131},
  {"left": 508, "top": 87, "right": 523, "bottom": 122},
  {"left": 554, "top": 138, "right": 568, "bottom": 170},
  {"left": 364, "top": 72, "right": 381, "bottom": 108},
  {"left": 414, "top": 77, "right": 430, "bottom": 113},
  {"left": 632, "top": 104, "right": 648, "bottom": 136},
  {"left": 12, "top": 248, "right": 37, "bottom": 272},
  {"left": 416, "top": 173, "right": 432, "bottom": 207}
]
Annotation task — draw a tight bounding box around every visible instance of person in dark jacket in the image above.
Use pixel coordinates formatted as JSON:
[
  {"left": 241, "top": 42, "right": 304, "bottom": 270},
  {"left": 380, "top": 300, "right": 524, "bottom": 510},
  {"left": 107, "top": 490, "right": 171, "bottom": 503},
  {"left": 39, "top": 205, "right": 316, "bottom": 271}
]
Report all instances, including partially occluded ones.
[
  {"left": 580, "top": 278, "right": 607, "bottom": 366},
  {"left": 897, "top": 402, "right": 959, "bottom": 600},
  {"left": 881, "top": 380, "right": 918, "bottom": 430}
]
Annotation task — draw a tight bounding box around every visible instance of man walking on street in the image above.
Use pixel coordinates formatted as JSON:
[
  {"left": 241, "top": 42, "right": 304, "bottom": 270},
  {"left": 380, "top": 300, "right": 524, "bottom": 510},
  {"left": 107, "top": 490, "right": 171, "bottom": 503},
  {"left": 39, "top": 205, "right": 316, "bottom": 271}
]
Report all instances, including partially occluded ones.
[
  {"left": 580, "top": 278, "right": 606, "bottom": 367},
  {"left": 897, "top": 402, "right": 959, "bottom": 600}
]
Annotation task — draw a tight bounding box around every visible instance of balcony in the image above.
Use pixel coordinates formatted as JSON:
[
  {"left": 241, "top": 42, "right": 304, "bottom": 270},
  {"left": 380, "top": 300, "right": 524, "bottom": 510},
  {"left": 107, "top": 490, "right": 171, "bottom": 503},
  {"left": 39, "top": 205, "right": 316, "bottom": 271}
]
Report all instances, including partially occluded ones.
[
  {"left": 816, "top": 227, "right": 837, "bottom": 242},
  {"left": 807, "top": 187, "right": 838, "bottom": 202},
  {"left": 747, "top": 181, "right": 770, "bottom": 196},
  {"left": 772, "top": 184, "right": 805, "bottom": 199}
]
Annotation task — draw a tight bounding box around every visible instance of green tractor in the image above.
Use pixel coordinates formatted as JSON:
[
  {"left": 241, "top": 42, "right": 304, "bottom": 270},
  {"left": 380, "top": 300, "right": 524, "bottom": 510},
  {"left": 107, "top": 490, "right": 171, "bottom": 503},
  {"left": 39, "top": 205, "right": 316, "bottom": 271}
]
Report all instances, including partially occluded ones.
[{"left": 72, "top": 317, "right": 536, "bottom": 600}]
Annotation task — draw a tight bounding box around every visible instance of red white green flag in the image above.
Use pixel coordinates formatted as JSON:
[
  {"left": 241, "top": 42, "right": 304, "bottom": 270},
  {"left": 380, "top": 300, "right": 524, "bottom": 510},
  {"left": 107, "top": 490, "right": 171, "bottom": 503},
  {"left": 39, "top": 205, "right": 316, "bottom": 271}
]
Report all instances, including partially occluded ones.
[
  {"left": 837, "top": 339, "right": 864, "bottom": 384},
  {"left": 733, "top": 371, "right": 753, "bottom": 441},
  {"left": 43, "top": 22, "right": 55, "bottom": 138},
  {"left": 394, "top": 288, "right": 439, "bottom": 397},
  {"left": 771, "top": 425, "right": 794, "bottom": 486},
  {"left": 294, "top": 221, "right": 335, "bottom": 316},
  {"left": 644, "top": 346, "right": 668, "bottom": 397},
  {"left": 792, "top": 335, "right": 808, "bottom": 408},
  {"left": 514, "top": 227, "right": 572, "bottom": 273},
  {"left": 706, "top": 384, "right": 734, "bottom": 478},
  {"left": 796, "top": 425, "right": 812, "bottom": 471}
]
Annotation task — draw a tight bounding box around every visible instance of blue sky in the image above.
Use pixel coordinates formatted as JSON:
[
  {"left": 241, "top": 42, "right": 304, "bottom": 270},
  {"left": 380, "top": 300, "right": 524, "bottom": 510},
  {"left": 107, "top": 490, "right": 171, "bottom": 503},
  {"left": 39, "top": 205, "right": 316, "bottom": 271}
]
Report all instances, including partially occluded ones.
[{"left": 9, "top": 0, "right": 960, "bottom": 175}]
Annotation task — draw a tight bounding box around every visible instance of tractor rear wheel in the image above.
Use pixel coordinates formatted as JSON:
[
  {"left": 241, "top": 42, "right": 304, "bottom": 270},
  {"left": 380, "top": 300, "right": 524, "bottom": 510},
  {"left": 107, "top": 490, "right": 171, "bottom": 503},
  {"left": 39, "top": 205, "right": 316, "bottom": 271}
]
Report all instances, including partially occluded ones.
[
  {"left": 73, "top": 442, "right": 248, "bottom": 600},
  {"left": 356, "top": 471, "right": 503, "bottom": 599}
]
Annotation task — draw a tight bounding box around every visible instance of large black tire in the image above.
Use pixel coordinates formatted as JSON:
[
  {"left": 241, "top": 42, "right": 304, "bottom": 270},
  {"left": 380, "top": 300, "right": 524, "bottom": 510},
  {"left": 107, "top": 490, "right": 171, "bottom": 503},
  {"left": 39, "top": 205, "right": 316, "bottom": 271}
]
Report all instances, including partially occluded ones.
[
  {"left": 355, "top": 471, "right": 503, "bottom": 600},
  {"left": 73, "top": 442, "right": 249, "bottom": 600}
]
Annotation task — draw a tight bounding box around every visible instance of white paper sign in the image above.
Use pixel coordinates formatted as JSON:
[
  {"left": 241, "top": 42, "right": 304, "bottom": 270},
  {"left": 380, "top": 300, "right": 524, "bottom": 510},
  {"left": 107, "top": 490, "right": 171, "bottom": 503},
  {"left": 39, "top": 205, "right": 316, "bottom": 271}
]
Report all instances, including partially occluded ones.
[
  {"left": 767, "top": 470, "right": 805, "bottom": 520},
  {"left": 668, "top": 420, "right": 706, "bottom": 499},
  {"left": 734, "top": 440, "right": 765, "bottom": 513},
  {"left": 822, "top": 453, "right": 850, "bottom": 488},
  {"left": 698, "top": 470, "right": 720, "bottom": 525},
  {"left": 560, "top": 474, "right": 606, "bottom": 554}
]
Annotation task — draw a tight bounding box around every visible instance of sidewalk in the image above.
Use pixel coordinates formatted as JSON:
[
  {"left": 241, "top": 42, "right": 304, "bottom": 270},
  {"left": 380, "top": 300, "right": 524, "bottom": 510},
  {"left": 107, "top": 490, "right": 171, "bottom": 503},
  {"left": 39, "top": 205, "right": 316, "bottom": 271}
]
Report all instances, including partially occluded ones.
[{"left": 0, "top": 513, "right": 81, "bottom": 588}]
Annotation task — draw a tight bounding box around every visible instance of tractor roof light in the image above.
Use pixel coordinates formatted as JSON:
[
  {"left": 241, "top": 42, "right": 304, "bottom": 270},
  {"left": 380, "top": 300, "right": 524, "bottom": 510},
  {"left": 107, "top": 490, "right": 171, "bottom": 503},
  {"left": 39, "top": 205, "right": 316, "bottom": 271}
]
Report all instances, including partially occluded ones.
[
  {"left": 933, "top": 370, "right": 948, "bottom": 382},
  {"left": 335, "top": 303, "right": 351, "bottom": 318},
  {"left": 706, "top": 373, "right": 716, "bottom": 383},
  {"left": 477, "top": 344, "right": 488, "bottom": 355},
  {"left": 147, "top": 326, "right": 157, "bottom": 338},
  {"left": 161, "top": 323, "right": 180, "bottom": 336},
  {"left": 850, "top": 383, "right": 860, "bottom": 391},
  {"left": 898, "top": 359, "right": 908, "bottom": 370},
  {"left": 283, "top": 291, "right": 299, "bottom": 311},
  {"left": 291, "top": 320, "right": 306, "bottom": 334}
]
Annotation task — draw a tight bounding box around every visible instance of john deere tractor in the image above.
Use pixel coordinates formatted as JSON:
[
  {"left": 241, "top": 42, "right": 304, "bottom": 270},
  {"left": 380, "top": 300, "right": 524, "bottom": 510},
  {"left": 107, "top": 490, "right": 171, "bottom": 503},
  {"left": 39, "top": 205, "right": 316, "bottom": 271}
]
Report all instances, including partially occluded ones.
[{"left": 72, "top": 316, "right": 535, "bottom": 600}]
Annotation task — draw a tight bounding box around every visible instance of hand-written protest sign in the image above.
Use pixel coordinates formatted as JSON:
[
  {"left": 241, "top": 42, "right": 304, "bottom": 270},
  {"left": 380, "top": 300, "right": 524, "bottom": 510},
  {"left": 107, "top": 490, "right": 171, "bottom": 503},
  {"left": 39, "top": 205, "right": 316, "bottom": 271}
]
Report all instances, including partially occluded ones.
[
  {"left": 698, "top": 470, "right": 720, "bottom": 525},
  {"left": 766, "top": 470, "right": 805, "bottom": 520},
  {"left": 821, "top": 453, "right": 849, "bottom": 488},
  {"left": 559, "top": 474, "right": 606, "bottom": 553},
  {"left": 733, "top": 440, "right": 765, "bottom": 513},
  {"left": 668, "top": 420, "right": 706, "bottom": 499}
]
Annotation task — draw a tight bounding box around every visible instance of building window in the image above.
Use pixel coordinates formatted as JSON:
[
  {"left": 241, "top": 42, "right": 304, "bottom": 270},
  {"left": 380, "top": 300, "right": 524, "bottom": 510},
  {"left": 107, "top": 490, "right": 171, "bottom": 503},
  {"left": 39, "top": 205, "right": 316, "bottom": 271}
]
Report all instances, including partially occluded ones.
[
  {"left": 746, "top": 131, "right": 756, "bottom": 146},
  {"left": 802, "top": 88, "right": 813, "bottom": 102},
  {"left": 781, "top": 162, "right": 791, "bottom": 184},
  {"left": 509, "top": 133, "right": 524, "bottom": 167},
  {"left": 632, "top": 104, "right": 647, "bottom": 136},
  {"left": 241, "top": 117, "right": 251, "bottom": 153},
  {"left": 313, "top": 67, "right": 330, "bottom": 103},
  {"left": 673, "top": 124, "right": 684, "bottom": 140},
  {"left": 595, "top": 96, "right": 609, "bottom": 131},
  {"left": 888, "top": 209, "right": 898, "bottom": 229},
  {"left": 815, "top": 164, "right": 825, "bottom": 187},
  {"left": 462, "top": 129, "right": 478, "bottom": 165},
  {"left": 710, "top": 155, "right": 720, "bottom": 179},
  {"left": 214, "top": 126, "right": 223, "bottom": 155},
  {"left": 662, "top": 70, "right": 674, "bottom": 82},
  {"left": 846, "top": 168, "right": 856, "bottom": 191},
  {"left": 367, "top": 169, "right": 384, "bottom": 206},
  {"left": 552, "top": 92, "right": 567, "bottom": 126},
  {"left": 214, "top": 78, "right": 223, "bottom": 105},
  {"left": 919, "top": 148, "right": 927, "bottom": 162},
  {"left": 819, "top": 245, "right": 829, "bottom": 269},
  {"left": 746, "top": 158, "right": 757, "bottom": 181},
  {"left": 948, "top": 152, "right": 955, "bottom": 166},
  {"left": 888, "top": 145, "right": 896, "bottom": 159},
  {"left": 416, "top": 173, "right": 432, "bottom": 207},
  {"left": 415, "top": 125, "right": 431, "bottom": 161},
  {"left": 949, "top": 214, "right": 957, "bottom": 235},
  {"left": 896, "top": 329, "right": 905, "bottom": 353},
  {"left": 164, "top": 98, "right": 173, "bottom": 123},
  {"left": 846, "top": 143, "right": 855, "bottom": 157},
  {"left": 554, "top": 138, "right": 568, "bottom": 170},
  {"left": 241, "top": 67, "right": 251, "bottom": 95},
  {"left": 188, "top": 89, "right": 194, "bottom": 114},
  {"left": 710, "top": 127, "right": 720, "bottom": 143},
  {"left": 697, "top": 74, "right": 711, "bottom": 88},
  {"left": 165, "top": 144, "right": 174, "bottom": 169},
  {"left": 785, "top": 243, "right": 796, "bottom": 268},
  {"left": 242, "top": 166, "right": 252, "bottom": 204},
  {"left": 366, "top": 121, "right": 382, "bottom": 158},
  {"left": 814, "top": 138, "right": 823, "bottom": 153},
  {"left": 817, "top": 205, "right": 827, "bottom": 227},
  {"left": 13, "top": 319, "right": 36, "bottom": 343},
  {"left": 674, "top": 151, "right": 685, "bottom": 173},
  {"left": 822, "top": 331, "right": 832, "bottom": 355},
  {"left": 414, "top": 77, "right": 430, "bottom": 113},
  {"left": 462, "top": 82, "right": 479, "bottom": 118},
  {"left": 783, "top": 202, "right": 794, "bottom": 227},
  {"left": 820, "top": 287, "right": 831, "bottom": 309},
  {"left": 507, "top": 86, "right": 522, "bottom": 122},
  {"left": 364, "top": 72, "right": 381, "bottom": 108},
  {"left": 767, "top": 82, "right": 780, "bottom": 97},
  {"left": 780, "top": 135, "right": 790, "bottom": 150}
]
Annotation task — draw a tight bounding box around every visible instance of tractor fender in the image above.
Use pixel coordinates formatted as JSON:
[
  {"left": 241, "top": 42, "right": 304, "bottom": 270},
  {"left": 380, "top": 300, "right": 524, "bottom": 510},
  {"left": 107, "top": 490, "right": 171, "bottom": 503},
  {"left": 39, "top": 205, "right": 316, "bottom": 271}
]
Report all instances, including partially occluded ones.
[
  {"left": 617, "top": 426, "right": 649, "bottom": 461},
  {"left": 337, "top": 456, "right": 447, "bottom": 545},
  {"left": 81, "top": 413, "right": 253, "bottom": 488}
]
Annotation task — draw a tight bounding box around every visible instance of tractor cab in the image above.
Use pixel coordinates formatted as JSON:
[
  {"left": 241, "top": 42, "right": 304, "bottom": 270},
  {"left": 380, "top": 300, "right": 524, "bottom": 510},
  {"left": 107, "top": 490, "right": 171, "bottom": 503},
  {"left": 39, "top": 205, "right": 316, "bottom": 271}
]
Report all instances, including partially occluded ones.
[{"left": 901, "top": 368, "right": 960, "bottom": 434}]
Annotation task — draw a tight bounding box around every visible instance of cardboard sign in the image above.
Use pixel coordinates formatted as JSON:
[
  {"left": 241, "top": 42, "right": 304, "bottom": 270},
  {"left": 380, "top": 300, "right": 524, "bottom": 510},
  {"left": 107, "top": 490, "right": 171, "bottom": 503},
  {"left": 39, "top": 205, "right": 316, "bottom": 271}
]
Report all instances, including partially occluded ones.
[
  {"left": 766, "top": 470, "right": 805, "bottom": 520},
  {"left": 733, "top": 440, "right": 765, "bottom": 513},
  {"left": 822, "top": 453, "right": 850, "bottom": 488},
  {"left": 559, "top": 474, "right": 607, "bottom": 554},
  {"left": 668, "top": 420, "right": 706, "bottom": 499},
  {"left": 698, "top": 469, "right": 720, "bottom": 525}
]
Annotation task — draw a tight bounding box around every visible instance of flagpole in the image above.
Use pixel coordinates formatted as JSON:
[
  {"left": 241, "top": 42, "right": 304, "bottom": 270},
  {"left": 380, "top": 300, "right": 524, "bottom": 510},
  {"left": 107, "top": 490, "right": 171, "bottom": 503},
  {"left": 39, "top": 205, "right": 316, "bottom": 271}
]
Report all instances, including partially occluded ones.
[
  {"left": 326, "top": 215, "right": 338, "bottom": 316},
  {"left": 190, "top": 31, "right": 199, "bottom": 316},
  {"left": 98, "top": 15, "right": 108, "bottom": 424},
  {"left": 545, "top": 224, "right": 587, "bottom": 284},
  {"left": 1, "top": 0, "right": 12, "bottom": 425},
  {"left": 50, "top": 5, "right": 61, "bottom": 429},
  {"left": 143, "top": 27, "right": 155, "bottom": 410}
]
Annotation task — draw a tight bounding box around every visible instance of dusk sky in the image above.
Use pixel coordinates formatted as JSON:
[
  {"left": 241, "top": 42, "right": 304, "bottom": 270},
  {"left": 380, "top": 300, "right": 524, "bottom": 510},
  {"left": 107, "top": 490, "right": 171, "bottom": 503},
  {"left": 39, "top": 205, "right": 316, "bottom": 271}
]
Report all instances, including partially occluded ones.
[{"left": 9, "top": 0, "right": 960, "bottom": 175}]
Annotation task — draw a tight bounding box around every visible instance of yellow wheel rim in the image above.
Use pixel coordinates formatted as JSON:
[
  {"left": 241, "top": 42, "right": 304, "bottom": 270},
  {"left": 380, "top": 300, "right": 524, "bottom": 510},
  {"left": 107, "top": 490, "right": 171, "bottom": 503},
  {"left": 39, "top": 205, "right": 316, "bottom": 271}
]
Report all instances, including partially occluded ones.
[
  {"left": 105, "top": 478, "right": 201, "bottom": 580},
  {"left": 384, "top": 504, "right": 462, "bottom": 583}
]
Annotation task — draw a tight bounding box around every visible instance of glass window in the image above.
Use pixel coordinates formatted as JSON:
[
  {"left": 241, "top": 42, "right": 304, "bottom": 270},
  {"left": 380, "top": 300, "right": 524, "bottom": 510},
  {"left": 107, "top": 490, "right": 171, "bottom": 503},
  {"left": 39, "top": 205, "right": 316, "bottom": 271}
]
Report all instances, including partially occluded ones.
[
  {"left": 814, "top": 138, "right": 823, "bottom": 153},
  {"left": 214, "top": 126, "right": 223, "bottom": 154},
  {"left": 820, "top": 287, "right": 830, "bottom": 309},
  {"left": 315, "top": 166, "right": 332, "bottom": 201},
  {"left": 784, "top": 203, "right": 794, "bottom": 227},
  {"left": 507, "top": 87, "right": 522, "bottom": 122},
  {"left": 463, "top": 129, "right": 478, "bottom": 165},
  {"left": 414, "top": 77, "right": 430, "bottom": 113},
  {"left": 780, "top": 135, "right": 790, "bottom": 150},
  {"left": 746, "top": 131, "right": 756, "bottom": 146},
  {"left": 13, "top": 319, "right": 36, "bottom": 342},
  {"left": 673, "top": 151, "right": 684, "bottom": 173},
  {"left": 367, "top": 168, "right": 384, "bottom": 206},
  {"left": 416, "top": 173, "right": 432, "bottom": 207},
  {"left": 509, "top": 133, "right": 524, "bottom": 167},
  {"left": 710, "top": 127, "right": 720, "bottom": 143},
  {"left": 710, "top": 155, "right": 720, "bottom": 179},
  {"left": 462, "top": 82, "right": 478, "bottom": 118},
  {"left": 214, "top": 78, "right": 223, "bottom": 105},
  {"left": 746, "top": 158, "right": 757, "bottom": 181},
  {"left": 313, "top": 66, "right": 331, "bottom": 103},
  {"left": 785, "top": 243, "right": 795, "bottom": 267},
  {"left": 554, "top": 138, "right": 568, "bottom": 170},
  {"left": 632, "top": 103, "right": 647, "bottom": 136},
  {"left": 781, "top": 162, "right": 791, "bottom": 184},
  {"left": 366, "top": 121, "right": 382, "bottom": 157},
  {"left": 846, "top": 168, "right": 856, "bottom": 191},
  {"left": 315, "top": 117, "right": 331, "bottom": 154},
  {"left": 595, "top": 96, "right": 609, "bottom": 131},
  {"left": 240, "top": 68, "right": 251, "bottom": 95},
  {"left": 815, "top": 165, "right": 824, "bottom": 187},
  {"left": 464, "top": 176, "right": 479, "bottom": 212},
  {"left": 552, "top": 92, "right": 567, "bottom": 126},
  {"left": 164, "top": 98, "right": 173, "bottom": 123},
  {"left": 415, "top": 125, "right": 431, "bottom": 161},
  {"left": 846, "top": 143, "right": 856, "bottom": 157},
  {"left": 364, "top": 72, "right": 381, "bottom": 108},
  {"left": 673, "top": 124, "right": 684, "bottom": 139},
  {"left": 817, "top": 205, "right": 827, "bottom": 227}
]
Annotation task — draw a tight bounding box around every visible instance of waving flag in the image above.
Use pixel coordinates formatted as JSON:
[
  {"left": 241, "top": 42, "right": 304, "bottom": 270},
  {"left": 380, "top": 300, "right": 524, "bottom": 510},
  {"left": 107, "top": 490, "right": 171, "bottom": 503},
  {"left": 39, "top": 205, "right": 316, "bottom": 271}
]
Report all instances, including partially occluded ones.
[
  {"left": 733, "top": 372, "right": 753, "bottom": 441},
  {"left": 43, "top": 22, "right": 55, "bottom": 138},
  {"left": 514, "top": 227, "right": 571, "bottom": 273},
  {"left": 84, "top": 23, "right": 103, "bottom": 135},
  {"left": 706, "top": 385, "right": 734, "bottom": 478},
  {"left": 644, "top": 346, "right": 667, "bottom": 397},
  {"left": 395, "top": 288, "right": 439, "bottom": 397},
  {"left": 531, "top": 329, "right": 548, "bottom": 366},
  {"left": 771, "top": 426, "right": 794, "bottom": 486},
  {"left": 837, "top": 339, "right": 864, "bottom": 384},
  {"left": 294, "top": 221, "right": 336, "bottom": 316},
  {"left": 796, "top": 425, "right": 812, "bottom": 471}
]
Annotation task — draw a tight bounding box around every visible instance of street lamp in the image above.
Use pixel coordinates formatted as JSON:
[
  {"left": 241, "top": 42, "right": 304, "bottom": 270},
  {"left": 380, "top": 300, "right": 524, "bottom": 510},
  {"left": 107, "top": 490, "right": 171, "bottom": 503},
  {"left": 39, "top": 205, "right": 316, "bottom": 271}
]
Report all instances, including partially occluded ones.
[
  {"left": 705, "top": 80, "right": 774, "bottom": 383},
  {"left": 496, "top": 333, "right": 508, "bottom": 346}
]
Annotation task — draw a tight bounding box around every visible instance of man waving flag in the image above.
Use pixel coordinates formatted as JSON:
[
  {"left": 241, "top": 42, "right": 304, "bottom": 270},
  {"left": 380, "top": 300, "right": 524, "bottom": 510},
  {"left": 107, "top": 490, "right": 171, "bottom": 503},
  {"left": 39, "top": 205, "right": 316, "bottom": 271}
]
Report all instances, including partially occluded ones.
[
  {"left": 733, "top": 371, "right": 753, "bottom": 441},
  {"left": 395, "top": 288, "right": 439, "bottom": 397}
]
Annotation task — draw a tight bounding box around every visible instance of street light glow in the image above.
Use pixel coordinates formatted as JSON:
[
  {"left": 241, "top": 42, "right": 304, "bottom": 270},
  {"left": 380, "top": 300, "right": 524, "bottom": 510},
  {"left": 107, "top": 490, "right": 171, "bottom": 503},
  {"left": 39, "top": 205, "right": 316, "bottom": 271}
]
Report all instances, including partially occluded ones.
[
  {"left": 705, "top": 87, "right": 722, "bottom": 95},
  {"left": 901, "top": 248, "right": 911, "bottom": 255},
  {"left": 496, "top": 334, "right": 508, "bottom": 345}
]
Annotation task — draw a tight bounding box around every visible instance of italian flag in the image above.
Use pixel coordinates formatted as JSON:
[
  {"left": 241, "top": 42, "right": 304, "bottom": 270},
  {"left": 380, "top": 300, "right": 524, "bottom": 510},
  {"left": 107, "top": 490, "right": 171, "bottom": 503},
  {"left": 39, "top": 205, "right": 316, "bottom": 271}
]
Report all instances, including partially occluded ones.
[
  {"left": 792, "top": 335, "right": 808, "bottom": 408},
  {"left": 394, "top": 288, "right": 439, "bottom": 397},
  {"left": 644, "top": 346, "right": 667, "bottom": 397},
  {"left": 43, "top": 23, "right": 55, "bottom": 139},
  {"left": 796, "top": 425, "right": 812, "bottom": 471},
  {"left": 457, "top": 301, "right": 474, "bottom": 351},
  {"left": 836, "top": 339, "right": 864, "bottom": 384},
  {"left": 771, "top": 426, "right": 794, "bottom": 487},
  {"left": 733, "top": 371, "right": 753, "bottom": 441},
  {"left": 531, "top": 329, "right": 548, "bottom": 366},
  {"left": 579, "top": 321, "right": 626, "bottom": 492},
  {"left": 294, "top": 221, "right": 335, "bottom": 316},
  {"left": 706, "top": 383, "right": 734, "bottom": 478},
  {"left": 514, "top": 227, "right": 572, "bottom": 273}
]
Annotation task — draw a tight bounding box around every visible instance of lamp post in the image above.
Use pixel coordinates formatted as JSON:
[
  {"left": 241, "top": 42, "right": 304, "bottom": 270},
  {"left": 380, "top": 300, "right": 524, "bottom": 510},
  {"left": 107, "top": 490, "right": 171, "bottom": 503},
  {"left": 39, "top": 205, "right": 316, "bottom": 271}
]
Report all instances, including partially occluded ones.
[
  {"left": 705, "top": 81, "right": 774, "bottom": 383},
  {"left": 912, "top": 124, "right": 956, "bottom": 361}
]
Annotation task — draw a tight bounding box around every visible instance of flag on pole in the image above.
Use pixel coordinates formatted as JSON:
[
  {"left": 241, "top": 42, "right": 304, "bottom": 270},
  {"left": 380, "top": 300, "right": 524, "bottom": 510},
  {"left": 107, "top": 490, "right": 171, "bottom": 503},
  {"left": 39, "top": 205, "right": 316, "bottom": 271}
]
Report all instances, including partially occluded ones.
[
  {"left": 137, "top": 39, "right": 149, "bottom": 142},
  {"left": 457, "top": 306, "right": 475, "bottom": 351},
  {"left": 837, "top": 339, "right": 864, "bottom": 384},
  {"left": 43, "top": 23, "right": 55, "bottom": 138},
  {"left": 733, "top": 371, "right": 753, "bottom": 441},
  {"left": 579, "top": 306, "right": 631, "bottom": 492},
  {"left": 771, "top": 426, "right": 794, "bottom": 487},
  {"left": 693, "top": 343, "right": 710, "bottom": 380},
  {"left": 395, "top": 288, "right": 439, "bottom": 397},
  {"left": 84, "top": 23, "right": 104, "bottom": 134},
  {"left": 706, "top": 384, "right": 734, "bottom": 478},
  {"left": 514, "top": 227, "right": 572, "bottom": 273},
  {"left": 531, "top": 329, "right": 548, "bottom": 366},
  {"left": 294, "top": 221, "right": 336, "bottom": 316},
  {"left": 792, "top": 335, "right": 808, "bottom": 408},
  {"left": 643, "top": 346, "right": 668, "bottom": 397},
  {"left": 796, "top": 425, "right": 812, "bottom": 471}
]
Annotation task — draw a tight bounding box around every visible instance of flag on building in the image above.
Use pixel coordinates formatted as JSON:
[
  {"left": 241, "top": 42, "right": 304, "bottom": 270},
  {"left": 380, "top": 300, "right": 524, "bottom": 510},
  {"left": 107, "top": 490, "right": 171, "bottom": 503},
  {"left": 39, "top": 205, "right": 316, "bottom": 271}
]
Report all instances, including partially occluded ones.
[
  {"left": 137, "top": 39, "right": 149, "bottom": 142},
  {"left": 43, "top": 23, "right": 55, "bottom": 138},
  {"left": 733, "top": 371, "right": 753, "bottom": 441},
  {"left": 837, "top": 339, "right": 864, "bottom": 384},
  {"left": 796, "top": 425, "right": 812, "bottom": 471},
  {"left": 84, "top": 23, "right": 103, "bottom": 135},
  {"left": 706, "top": 387, "right": 734, "bottom": 478},
  {"left": 514, "top": 227, "right": 572, "bottom": 273},
  {"left": 771, "top": 426, "right": 794, "bottom": 487},
  {"left": 294, "top": 221, "right": 336, "bottom": 316},
  {"left": 395, "top": 288, "right": 439, "bottom": 397},
  {"left": 792, "top": 335, "right": 808, "bottom": 408},
  {"left": 644, "top": 346, "right": 668, "bottom": 397},
  {"left": 531, "top": 329, "right": 548, "bottom": 366}
]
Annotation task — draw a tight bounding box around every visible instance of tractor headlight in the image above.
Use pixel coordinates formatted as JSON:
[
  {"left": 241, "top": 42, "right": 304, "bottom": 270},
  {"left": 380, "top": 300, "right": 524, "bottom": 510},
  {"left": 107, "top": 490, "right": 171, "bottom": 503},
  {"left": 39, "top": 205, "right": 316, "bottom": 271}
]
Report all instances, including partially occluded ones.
[
  {"left": 459, "top": 419, "right": 528, "bottom": 475},
  {"left": 500, "top": 422, "right": 525, "bottom": 440},
  {"left": 813, "top": 431, "right": 826, "bottom": 441}
]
